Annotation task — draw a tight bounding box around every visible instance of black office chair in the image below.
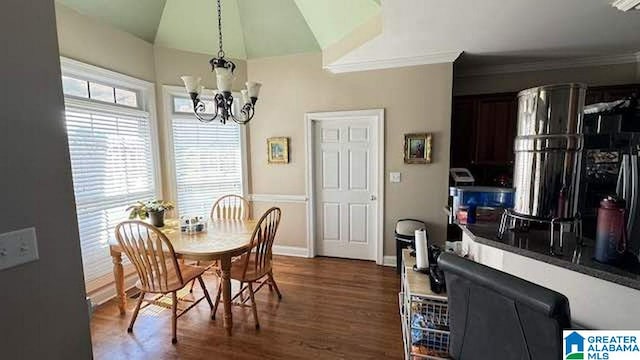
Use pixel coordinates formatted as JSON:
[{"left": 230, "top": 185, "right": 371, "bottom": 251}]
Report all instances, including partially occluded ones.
[{"left": 438, "top": 253, "right": 571, "bottom": 360}]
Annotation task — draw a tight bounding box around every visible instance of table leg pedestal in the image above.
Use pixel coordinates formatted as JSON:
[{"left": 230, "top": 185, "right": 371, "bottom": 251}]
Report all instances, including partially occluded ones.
[
  {"left": 220, "top": 255, "right": 233, "bottom": 336},
  {"left": 111, "top": 249, "right": 126, "bottom": 315}
]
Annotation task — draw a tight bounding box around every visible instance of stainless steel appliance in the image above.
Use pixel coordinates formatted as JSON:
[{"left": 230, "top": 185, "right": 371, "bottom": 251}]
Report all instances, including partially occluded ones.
[
  {"left": 499, "top": 84, "right": 587, "bottom": 253},
  {"left": 512, "top": 83, "right": 587, "bottom": 219},
  {"left": 579, "top": 94, "right": 640, "bottom": 259}
]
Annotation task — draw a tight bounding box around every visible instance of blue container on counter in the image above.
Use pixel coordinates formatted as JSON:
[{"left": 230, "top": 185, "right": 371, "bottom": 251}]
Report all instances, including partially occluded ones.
[
  {"left": 451, "top": 186, "right": 515, "bottom": 211},
  {"left": 467, "top": 203, "right": 477, "bottom": 224}
]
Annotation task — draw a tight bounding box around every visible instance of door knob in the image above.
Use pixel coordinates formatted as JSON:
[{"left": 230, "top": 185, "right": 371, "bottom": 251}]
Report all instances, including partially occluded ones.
[{"left": 370, "top": 195, "right": 377, "bottom": 201}]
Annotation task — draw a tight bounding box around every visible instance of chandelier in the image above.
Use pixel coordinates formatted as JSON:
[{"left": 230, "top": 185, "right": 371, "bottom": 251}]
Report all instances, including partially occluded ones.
[{"left": 180, "top": 0, "right": 261, "bottom": 125}]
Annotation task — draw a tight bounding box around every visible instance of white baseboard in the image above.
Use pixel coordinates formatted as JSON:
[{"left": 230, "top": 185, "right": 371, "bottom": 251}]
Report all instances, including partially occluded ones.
[
  {"left": 383, "top": 255, "right": 397, "bottom": 267},
  {"left": 88, "top": 274, "right": 138, "bottom": 307},
  {"left": 272, "top": 245, "right": 309, "bottom": 258}
]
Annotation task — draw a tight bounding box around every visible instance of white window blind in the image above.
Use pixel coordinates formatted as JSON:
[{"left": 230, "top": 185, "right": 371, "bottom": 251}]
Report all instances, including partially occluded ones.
[
  {"left": 171, "top": 116, "right": 243, "bottom": 217},
  {"left": 65, "top": 103, "right": 157, "bottom": 287}
]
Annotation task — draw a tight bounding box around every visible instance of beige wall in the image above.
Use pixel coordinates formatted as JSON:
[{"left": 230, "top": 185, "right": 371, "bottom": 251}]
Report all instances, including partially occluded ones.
[
  {"left": 55, "top": 3, "right": 156, "bottom": 82},
  {"left": 454, "top": 62, "right": 640, "bottom": 96},
  {"left": 247, "top": 53, "right": 453, "bottom": 255},
  {"left": 1, "top": 0, "right": 92, "bottom": 357}
]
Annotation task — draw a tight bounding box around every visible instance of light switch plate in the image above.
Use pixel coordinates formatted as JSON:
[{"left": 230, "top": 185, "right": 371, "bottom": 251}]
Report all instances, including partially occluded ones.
[
  {"left": 389, "top": 172, "right": 401, "bottom": 183},
  {"left": 0, "top": 227, "right": 39, "bottom": 271}
]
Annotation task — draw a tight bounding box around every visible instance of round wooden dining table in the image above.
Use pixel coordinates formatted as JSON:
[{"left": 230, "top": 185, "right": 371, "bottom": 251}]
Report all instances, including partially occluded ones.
[{"left": 109, "top": 218, "right": 256, "bottom": 336}]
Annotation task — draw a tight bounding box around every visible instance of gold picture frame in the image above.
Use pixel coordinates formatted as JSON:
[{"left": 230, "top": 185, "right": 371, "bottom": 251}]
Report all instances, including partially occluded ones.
[
  {"left": 404, "top": 133, "right": 432, "bottom": 164},
  {"left": 267, "top": 137, "right": 290, "bottom": 164}
]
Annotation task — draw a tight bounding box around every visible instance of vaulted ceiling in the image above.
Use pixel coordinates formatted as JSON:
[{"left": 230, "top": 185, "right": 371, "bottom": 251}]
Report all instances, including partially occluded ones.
[
  {"left": 56, "top": 0, "right": 380, "bottom": 59},
  {"left": 332, "top": 0, "right": 640, "bottom": 70}
]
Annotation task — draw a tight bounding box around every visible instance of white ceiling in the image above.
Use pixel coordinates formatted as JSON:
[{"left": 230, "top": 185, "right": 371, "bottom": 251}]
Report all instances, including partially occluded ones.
[{"left": 332, "top": 0, "right": 640, "bottom": 70}]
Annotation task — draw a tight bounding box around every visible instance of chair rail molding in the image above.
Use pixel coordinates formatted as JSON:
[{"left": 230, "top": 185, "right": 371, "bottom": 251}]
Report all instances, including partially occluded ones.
[{"left": 248, "top": 194, "right": 308, "bottom": 203}]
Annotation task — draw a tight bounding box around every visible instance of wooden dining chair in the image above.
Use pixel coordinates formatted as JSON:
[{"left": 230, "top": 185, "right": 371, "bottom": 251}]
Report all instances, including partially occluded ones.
[
  {"left": 212, "top": 207, "right": 282, "bottom": 329},
  {"left": 115, "top": 221, "right": 214, "bottom": 344},
  {"left": 210, "top": 194, "right": 251, "bottom": 220},
  {"left": 188, "top": 194, "right": 253, "bottom": 293}
]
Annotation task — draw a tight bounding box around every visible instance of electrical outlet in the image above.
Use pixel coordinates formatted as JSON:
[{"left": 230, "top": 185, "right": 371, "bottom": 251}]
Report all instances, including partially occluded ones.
[{"left": 0, "top": 227, "right": 39, "bottom": 271}]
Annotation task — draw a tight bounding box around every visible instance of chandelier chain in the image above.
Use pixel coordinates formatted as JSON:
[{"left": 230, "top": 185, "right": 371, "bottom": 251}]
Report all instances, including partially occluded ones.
[{"left": 217, "top": 0, "right": 224, "bottom": 58}]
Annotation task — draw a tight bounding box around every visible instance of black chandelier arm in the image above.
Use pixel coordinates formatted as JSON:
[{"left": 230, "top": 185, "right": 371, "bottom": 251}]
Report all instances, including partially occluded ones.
[
  {"left": 228, "top": 102, "right": 255, "bottom": 125},
  {"left": 191, "top": 96, "right": 220, "bottom": 123}
]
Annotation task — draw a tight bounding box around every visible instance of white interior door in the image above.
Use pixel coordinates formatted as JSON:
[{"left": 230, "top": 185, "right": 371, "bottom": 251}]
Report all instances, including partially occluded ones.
[{"left": 314, "top": 116, "right": 378, "bottom": 261}]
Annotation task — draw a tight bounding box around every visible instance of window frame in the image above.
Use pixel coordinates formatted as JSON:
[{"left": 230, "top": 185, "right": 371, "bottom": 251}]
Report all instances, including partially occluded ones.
[
  {"left": 60, "top": 57, "right": 163, "bottom": 201},
  {"left": 60, "top": 57, "right": 163, "bottom": 294},
  {"left": 162, "top": 85, "right": 249, "bottom": 217}
]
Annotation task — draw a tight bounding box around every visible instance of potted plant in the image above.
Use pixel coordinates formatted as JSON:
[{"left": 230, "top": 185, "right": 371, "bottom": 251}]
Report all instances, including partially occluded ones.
[{"left": 126, "top": 200, "right": 175, "bottom": 227}]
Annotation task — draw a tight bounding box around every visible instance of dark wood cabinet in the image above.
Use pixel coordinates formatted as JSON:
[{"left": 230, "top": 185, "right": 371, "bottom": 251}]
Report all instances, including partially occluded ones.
[
  {"left": 450, "top": 93, "right": 517, "bottom": 167},
  {"left": 451, "top": 84, "right": 640, "bottom": 170},
  {"left": 450, "top": 98, "right": 475, "bottom": 167},
  {"left": 585, "top": 84, "right": 640, "bottom": 104},
  {"left": 474, "top": 96, "right": 518, "bottom": 165}
]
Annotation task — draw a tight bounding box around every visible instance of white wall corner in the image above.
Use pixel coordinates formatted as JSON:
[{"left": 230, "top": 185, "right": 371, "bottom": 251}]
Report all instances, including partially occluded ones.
[
  {"left": 324, "top": 51, "right": 462, "bottom": 74},
  {"left": 383, "top": 256, "right": 397, "bottom": 267},
  {"left": 272, "top": 245, "right": 310, "bottom": 258}
]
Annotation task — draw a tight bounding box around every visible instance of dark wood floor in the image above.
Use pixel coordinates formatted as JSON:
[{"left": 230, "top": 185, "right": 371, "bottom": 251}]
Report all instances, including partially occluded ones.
[{"left": 90, "top": 256, "right": 403, "bottom": 359}]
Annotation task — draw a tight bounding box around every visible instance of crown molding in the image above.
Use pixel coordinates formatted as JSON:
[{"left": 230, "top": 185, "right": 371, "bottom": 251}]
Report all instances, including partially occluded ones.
[
  {"left": 612, "top": 0, "right": 640, "bottom": 11},
  {"left": 456, "top": 52, "right": 640, "bottom": 78},
  {"left": 324, "top": 51, "right": 462, "bottom": 74}
]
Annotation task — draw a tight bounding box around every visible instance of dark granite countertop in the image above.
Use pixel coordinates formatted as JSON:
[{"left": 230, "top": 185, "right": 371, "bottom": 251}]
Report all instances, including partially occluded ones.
[{"left": 458, "top": 223, "right": 640, "bottom": 291}]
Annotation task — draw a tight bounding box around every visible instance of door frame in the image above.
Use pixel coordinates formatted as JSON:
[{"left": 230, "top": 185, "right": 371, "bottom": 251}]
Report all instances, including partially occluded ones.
[{"left": 304, "top": 109, "right": 385, "bottom": 265}]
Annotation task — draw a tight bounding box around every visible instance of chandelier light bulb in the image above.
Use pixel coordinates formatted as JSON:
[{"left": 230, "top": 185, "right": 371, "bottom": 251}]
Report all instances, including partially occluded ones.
[
  {"left": 246, "top": 81, "right": 262, "bottom": 99},
  {"left": 181, "top": 76, "right": 201, "bottom": 94}
]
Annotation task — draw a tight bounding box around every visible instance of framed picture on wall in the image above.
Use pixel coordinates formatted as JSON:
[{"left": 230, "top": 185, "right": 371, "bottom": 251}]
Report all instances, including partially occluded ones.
[
  {"left": 404, "top": 133, "right": 432, "bottom": 164},
  {"left": 267, "top": 137, "right": 290, "bottom": 164}
]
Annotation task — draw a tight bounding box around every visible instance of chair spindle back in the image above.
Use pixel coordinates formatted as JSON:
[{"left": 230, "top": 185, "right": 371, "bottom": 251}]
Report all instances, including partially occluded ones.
[
  {"left": 115, "top": 221, "right": 183, "bottom": 293},
  {"left": 210, "top": 194, "right": 251, "bottom": 220},
  {"left": 241, "top": 207, "right": 281, "bottom": 279}
]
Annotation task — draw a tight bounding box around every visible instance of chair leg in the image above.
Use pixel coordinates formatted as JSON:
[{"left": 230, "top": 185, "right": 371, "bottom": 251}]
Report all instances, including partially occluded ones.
[
  {"left": 268, "top": 271, "right": 282, "bottom": 300},
  {"left": 171, "top": 291, "right": 178, "bottom": 344},
  {"left": 198, "top": 276, "right": 214, "bottom": 310},
  {"left": 212, "top": 277, "right": 222, "bottom": 320},
  {"left": 188, "top": 261, "right": 202, "bottom": 293},
  {"left": 127, "top": 291, "right": 145, "bottom": 333},
  {"left": 247, "top": 282, "right": 260, "bottom": 330}
]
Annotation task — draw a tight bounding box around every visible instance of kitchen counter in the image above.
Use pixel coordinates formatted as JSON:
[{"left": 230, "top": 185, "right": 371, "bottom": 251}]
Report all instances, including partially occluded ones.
[
  {"left": 457, "top": 222, "right": 640, "bottom": 329},
  {"left": 459, "top": 222, "right": 640, "bottom": 291}
]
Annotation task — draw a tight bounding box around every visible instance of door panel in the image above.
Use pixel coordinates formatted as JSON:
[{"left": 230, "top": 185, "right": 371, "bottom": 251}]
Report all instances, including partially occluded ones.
[
  {"left": 322, "top": 151, "right": 340, "bottom": 189},
  {"left": 322, "top": 202, "right": 340, "bottom": 240},
  {"left": 314, "top": 118, "right": 377, "bottom": 261},
  {"left": 348, "top": 203, "right": 368, "bottom": 243},
  {"left": 348, "top": 149, "right": 368, "bottom": 190}
]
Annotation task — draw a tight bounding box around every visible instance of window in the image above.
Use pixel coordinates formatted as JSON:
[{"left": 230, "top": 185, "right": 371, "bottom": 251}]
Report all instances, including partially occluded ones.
[
  {"left": 167, "top": 90, "right": 245, "bottom": 217},
  {"left": 61, "top": 58, "right": 159, "bottom": 291},
  {"left": 62, "top": 75, "right": 139, "bottom": 108}
]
